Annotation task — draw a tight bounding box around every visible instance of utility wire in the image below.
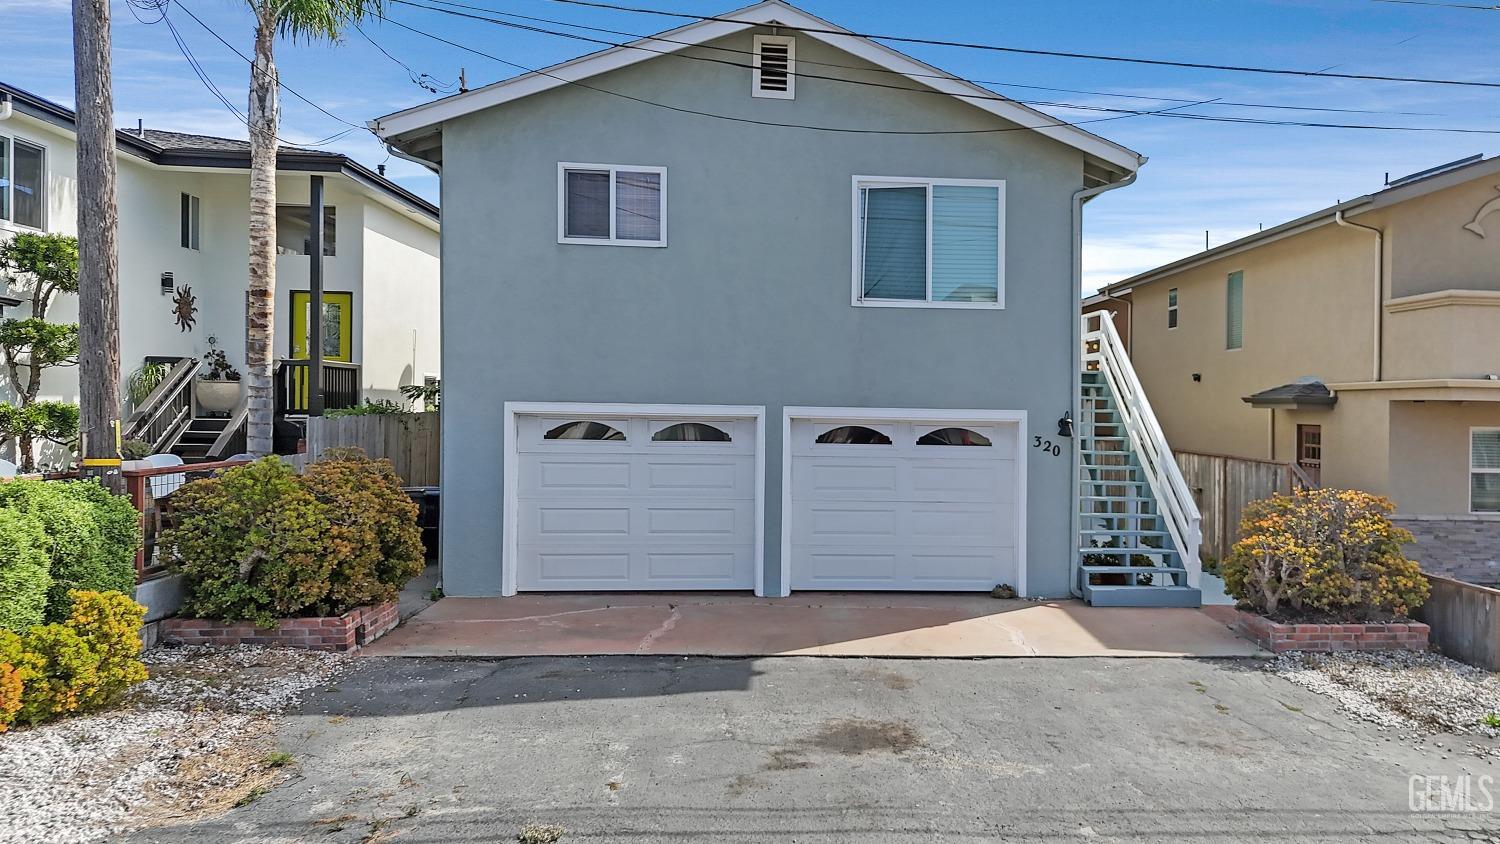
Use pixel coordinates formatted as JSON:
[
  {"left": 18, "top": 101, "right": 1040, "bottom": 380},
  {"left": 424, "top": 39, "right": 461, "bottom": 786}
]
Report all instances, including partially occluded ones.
[
  {"left": 536, "top": 0, "right": 1500, "bottom": 90},
  {"left": 419, "top": 0, "right": 1451, "bottom": 118},
  {"left": 376, "top": 11, "right": 1210, "bottom": 136},
  {"left": 355, "top": 22, "right": 462, "bottom": 94},
  {"left": 389, "top": 1, "right": 1500, "bottom": 135},
  {"left": 1371, "top": 0, "right": 1500, "bottom": 9}
]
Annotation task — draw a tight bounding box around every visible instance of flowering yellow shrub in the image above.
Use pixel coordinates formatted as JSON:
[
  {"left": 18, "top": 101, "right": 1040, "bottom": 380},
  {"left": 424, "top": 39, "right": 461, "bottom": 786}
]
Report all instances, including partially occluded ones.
[
  {"left": 1223, "top": 489, "right": 1428, "bottom": 619},
  {"left": 0, "top": 590, "right": 147, "bottom": 729}
]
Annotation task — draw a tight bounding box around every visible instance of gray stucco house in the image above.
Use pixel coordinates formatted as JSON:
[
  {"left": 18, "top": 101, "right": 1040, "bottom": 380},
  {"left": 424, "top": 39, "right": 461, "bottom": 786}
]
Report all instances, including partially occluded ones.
[{"left": 374, "top": 1, "right": 1202, "bottom": 605}]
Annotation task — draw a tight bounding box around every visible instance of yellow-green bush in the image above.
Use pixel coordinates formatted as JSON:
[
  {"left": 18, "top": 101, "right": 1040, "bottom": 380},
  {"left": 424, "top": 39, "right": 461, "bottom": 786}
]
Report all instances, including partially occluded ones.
[
  {"left": 165, "top": 458, "right": 332, "bottom": 628},
  {"left": 0, "top": 509, "right": 52, "bottom": 633},
  {"left": 1223, "top": 488, "right": 1428, "bottom": 620},
  {"left": 0, "top": 480, "right": 141, "bottom": 621},
  {"left": 165, "top": 452, "right": 426, "bottom": 626},
  {"left": 0, "top": 590, "right": 146, "bottom": 730},
  {"left": 301, "top": 448, "right": 424, "bottom": 614}
]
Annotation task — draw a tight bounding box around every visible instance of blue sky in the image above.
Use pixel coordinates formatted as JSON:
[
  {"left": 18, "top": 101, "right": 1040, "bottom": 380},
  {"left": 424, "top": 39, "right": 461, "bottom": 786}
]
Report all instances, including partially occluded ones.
[{"left": 5, "top": 0, "right": 1499, "bottom": 290}]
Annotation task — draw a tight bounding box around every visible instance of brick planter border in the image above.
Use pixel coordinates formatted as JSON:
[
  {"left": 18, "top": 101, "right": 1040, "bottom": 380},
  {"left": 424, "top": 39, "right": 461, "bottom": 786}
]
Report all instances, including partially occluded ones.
[
  {"left": 1230, "top": 609, "right": 1429, "bottom": 653},
  {"left": 161, "top": 601, "right": 399, "bottom": 653}
]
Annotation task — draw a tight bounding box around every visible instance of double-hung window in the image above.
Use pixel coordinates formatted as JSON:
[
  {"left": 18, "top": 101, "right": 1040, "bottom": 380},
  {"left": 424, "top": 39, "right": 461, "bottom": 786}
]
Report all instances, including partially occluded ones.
[
  {"left": 1167, "top": 287, "right": 1179, "bottom": 329},
  {"left": 558, "top": 163, "right": 665, "bottom": 246},
  {"left": 0, "top": 135, "right": 46, "bottom": 230},
  {"left": 181, "top": 193, "right": 201, "bottom": 250},
  {"left": 853, "top": 176, "right": 1004, "bottom": 308},
  {"left": 1472, "top": 428, "right": 1500, "bottom": 513}
]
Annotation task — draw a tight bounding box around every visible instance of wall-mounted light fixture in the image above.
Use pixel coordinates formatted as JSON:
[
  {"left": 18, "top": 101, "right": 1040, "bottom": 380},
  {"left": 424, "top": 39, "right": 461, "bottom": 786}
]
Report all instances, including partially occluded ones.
[
  {"left": 1192, "top": 372, "right": 1202, "bottom": 383},
  {"left": 160, "top": 272, "right": 175, "bottom": 295},
  {"left": 1057, "top": 412, "right": 1073, "bottom": 438}
]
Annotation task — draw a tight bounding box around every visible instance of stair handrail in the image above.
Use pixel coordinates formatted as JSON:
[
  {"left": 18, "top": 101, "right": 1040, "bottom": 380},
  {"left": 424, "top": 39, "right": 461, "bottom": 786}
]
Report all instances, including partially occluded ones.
[
  {"left": 1081, "top": 311, "right": 1203, "bottom": 587},
  {"left": 122, "top": 357, "right": 200, "bottom": 451},
  {"left": 205, "top": 405, "right": 249, "bottom": 460}
]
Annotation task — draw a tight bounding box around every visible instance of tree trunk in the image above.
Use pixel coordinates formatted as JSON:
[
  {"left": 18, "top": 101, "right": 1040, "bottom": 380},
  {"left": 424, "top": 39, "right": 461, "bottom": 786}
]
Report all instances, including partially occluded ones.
[
  {"left": 73, "top": 0, "right": 121, "bottom": 479},
  {"left": 245, "top": 10, "right": 279, "bottom": 456}
]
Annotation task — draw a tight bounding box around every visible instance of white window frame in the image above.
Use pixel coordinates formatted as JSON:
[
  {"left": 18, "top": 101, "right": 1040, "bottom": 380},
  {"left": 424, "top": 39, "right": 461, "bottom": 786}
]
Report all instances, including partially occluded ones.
[
  {"left": 556, "top": 162, "right": 667, "bottom": 247},
  {"left": 752, "top": 34, "right": 796, "bottom": 99},
  {"left": 1226, "top": 270, "right": 1244, "bottom": 351},
  {"left": 0, "top": 133, "right": 47, "bottom": 232},
  {"left": 850, "top": 175, "right": 1006, "bottom": 310},
  {"left": 181, "top": 192, "right": 201, "bottom": 251},
  {"left": 1471, "top": 427, "right": 1500, "bottom": 514},
  {"left": 1167, "top": 287, "right": 1179, "bottom": 330}
]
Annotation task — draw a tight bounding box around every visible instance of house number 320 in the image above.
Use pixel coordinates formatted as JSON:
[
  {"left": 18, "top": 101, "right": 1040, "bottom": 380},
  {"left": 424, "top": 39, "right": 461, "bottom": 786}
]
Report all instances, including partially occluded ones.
[{"left": 1033, "top": 436, "right": 1062, "bottom": 457}]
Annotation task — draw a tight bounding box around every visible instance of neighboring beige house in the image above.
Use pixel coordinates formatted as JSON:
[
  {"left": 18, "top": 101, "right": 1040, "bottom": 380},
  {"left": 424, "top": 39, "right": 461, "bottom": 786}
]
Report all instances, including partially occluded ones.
[
  {"left": 1090, "top": 154, "right": 1500, "bottom": 583},
  {"left": 0, "top": 81, "right": 440, "bottom": 463}
]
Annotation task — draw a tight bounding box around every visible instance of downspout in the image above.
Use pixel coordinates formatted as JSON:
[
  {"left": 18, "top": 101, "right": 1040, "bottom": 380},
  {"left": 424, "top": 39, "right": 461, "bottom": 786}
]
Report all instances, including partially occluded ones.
[
  {"left": 1070, "top": 166, "right": 1141, "bottom": 598},
  {"left": 385, "top": 142, "right": 441, "bottom": 175},
  {"left": 1097, "top": 288, "right": 1134, "bottom": 355},
  {"left": 1334, "top": 210, "right": 1383, "bottom": 382}
]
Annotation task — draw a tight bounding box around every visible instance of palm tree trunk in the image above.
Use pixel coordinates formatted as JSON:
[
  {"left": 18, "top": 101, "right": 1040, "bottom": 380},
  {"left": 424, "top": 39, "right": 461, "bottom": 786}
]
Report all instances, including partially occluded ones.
[
  {"left": 73, "top": 0, "right": 121, "bottom": 481},
  {"left": 245, "top": 9, "right": 279, "bottom": 456}
]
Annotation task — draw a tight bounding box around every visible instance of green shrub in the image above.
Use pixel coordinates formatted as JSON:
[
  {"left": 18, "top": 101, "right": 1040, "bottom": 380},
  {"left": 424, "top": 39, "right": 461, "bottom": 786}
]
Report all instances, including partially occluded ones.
[
  {"left": 0, "top": 480, "right": 141, "bottom": 621},
  {"left": 0, "top": 509, "right": 51, "bottom": 633},
  {"left": 325, "top": 399, "right": 402, "bottom": 418},
  {"left": 0, "top": 590, "right": 147, "bottom": 727},
  {"left": 163, "top": 457, "right": 332, "bottom": 628},
  {"left": 1223, "top": 488, "right": 1428, "bottom": 620},
  {"left": 301, "top": 448, "right": 424, "bottom": 613}
]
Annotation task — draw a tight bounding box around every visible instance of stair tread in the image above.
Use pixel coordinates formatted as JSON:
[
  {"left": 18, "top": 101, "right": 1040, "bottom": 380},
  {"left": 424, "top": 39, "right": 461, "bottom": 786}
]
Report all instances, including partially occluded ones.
[
  {"left": 1078, "top": 546, "right": 1176, "bottom": 554},
  {"left": 1082, "top": 528, "right": 1169, "bottom": 535},
  {"left": 1082, "top": 565, "right": 1186, "bottom": 574}
]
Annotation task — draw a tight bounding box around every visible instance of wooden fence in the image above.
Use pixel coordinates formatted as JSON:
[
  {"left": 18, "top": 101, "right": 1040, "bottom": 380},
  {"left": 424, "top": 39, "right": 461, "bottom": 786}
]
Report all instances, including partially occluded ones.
[
  {"left": 1174, "top": 450, "right": 1294, "bottom": 564},
  {"left": 285, "top": 412, "right": 440, "bottom": 486}
]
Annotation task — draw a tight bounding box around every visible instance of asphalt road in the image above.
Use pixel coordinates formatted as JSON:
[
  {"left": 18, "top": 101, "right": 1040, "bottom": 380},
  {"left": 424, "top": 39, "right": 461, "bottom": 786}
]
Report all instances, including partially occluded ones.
[{"left": 126, "top": 656, "right": 1500, "bottom": 843}]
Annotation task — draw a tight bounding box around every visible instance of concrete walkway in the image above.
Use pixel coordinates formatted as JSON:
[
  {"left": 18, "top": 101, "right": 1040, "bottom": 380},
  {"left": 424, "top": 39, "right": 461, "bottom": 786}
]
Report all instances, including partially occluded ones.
[{"left": 363, "top": 593, "right": 1261, "bottom": 658}]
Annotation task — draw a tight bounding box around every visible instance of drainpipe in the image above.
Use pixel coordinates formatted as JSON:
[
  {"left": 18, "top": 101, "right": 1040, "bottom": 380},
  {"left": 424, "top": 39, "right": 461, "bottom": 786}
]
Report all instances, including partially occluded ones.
[
  {"left": 1334, "top": 210, "right": 1384, "bottom": 382},
  {"left": 0, "top": 94, "right": 12, "bottom": 121},
  {"left": 1070, "top": 166, "right": 1141, "bottom": 598},
  {"left": 384, "top": 142, "right": 440, "bottom": 175}
]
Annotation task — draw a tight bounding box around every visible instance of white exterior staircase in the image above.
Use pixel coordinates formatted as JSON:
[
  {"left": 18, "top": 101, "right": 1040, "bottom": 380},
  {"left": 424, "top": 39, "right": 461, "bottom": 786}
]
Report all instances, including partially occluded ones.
[{"left": 1078, "top": 312, "right": 1203, "bottom": 607}]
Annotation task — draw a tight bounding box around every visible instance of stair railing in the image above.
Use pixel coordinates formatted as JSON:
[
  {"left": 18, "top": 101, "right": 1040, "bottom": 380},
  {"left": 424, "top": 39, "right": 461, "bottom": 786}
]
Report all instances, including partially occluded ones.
[
  {"left": 122, "top": 357, "right": 200, "bottom": 454},
  {"left": 205, "top": 405, "right": 249, "bottom": 460},
  {"left": 1081, "top": 311, "right": 1203, "bottom": 587}
]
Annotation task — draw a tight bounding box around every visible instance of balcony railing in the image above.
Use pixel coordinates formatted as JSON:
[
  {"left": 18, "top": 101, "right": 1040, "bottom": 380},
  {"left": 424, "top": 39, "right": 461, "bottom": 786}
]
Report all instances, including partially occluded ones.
[{"left": 275, "top": 359, "right": 361, "bottom": 415}]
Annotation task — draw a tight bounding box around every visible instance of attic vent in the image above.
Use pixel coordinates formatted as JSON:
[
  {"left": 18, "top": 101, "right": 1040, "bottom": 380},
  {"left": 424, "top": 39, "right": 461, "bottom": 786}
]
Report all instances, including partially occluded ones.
[{"left": 753, "top": 35, "right": 795, "bottom": 99}]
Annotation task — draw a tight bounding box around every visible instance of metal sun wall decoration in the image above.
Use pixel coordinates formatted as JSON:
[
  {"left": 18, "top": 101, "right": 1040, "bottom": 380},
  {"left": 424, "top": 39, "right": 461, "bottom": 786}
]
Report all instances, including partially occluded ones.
[{"left": 172, "top": 285, "right": 198, "bottom": 332}]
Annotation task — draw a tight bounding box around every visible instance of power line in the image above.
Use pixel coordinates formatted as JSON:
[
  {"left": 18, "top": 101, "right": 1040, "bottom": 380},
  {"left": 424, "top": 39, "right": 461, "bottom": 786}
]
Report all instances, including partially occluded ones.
[
  {"left": 536, "top": 0, "right": 1500, "bottom": 90},
  {"left": 1371, "top": 0, "right": 1500, "bottom": 9},
  {"left": 376, "top": 11, "right": 1207, "bottom": 136},
  {"left": 354, "top": 22, "right": 462, "bottom": 94},
  {"left": 418, "top": 0, "right": 1452, "bottom": 119},
  {"left": 389, "top": 1, "right": 1500, "bottom": 135}
]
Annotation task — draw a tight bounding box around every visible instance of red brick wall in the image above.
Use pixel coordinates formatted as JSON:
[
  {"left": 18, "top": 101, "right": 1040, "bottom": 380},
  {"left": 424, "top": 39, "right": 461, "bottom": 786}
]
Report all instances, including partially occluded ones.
[
  {"left": 1231, "top": 610, "right": 1429, "bottom": 653},
  {"left": 162, "top": 601, "right": 400, "bottom": 652}
]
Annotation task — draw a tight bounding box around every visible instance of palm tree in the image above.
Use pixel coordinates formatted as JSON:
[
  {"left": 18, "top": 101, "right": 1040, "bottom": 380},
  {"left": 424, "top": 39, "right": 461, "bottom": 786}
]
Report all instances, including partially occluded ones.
[{"left": 244, "top": 0, "right": 384, "bottom": 455}]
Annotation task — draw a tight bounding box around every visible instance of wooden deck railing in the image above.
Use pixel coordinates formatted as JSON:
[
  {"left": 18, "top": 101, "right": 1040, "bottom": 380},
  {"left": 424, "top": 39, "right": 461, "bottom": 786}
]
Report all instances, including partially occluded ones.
[
  {"left": 123, "top": 458, "right": 253, "bottom": 581},
  {"left": 275, "top": 359, "right": 361, "bottom": 415}
]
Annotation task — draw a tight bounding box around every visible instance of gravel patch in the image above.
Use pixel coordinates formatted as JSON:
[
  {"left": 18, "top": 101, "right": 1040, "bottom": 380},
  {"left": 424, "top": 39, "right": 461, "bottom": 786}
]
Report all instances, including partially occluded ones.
[
  {"left": 1268, "top": 649, "right": 1500, "bottom": 758},
  {"left": 0, "top": 644, "right": 349, "bottom": 844}
]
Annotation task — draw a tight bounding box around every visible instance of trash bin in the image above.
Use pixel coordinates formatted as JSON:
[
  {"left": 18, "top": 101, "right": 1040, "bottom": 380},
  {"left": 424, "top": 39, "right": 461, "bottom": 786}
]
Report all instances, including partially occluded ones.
[{"left": 405, "top": 486, "right": 440, "bottom": 559}]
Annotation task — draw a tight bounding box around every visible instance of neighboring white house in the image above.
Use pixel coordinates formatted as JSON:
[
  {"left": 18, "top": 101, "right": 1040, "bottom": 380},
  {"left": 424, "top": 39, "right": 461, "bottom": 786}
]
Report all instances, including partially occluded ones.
[{"left": 0, "top": 81, "right": 440, "bottom": 462}]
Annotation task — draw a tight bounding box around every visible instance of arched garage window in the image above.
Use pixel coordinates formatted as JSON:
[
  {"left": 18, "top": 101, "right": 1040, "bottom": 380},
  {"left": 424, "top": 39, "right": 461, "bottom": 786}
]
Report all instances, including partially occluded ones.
[
  {"left": 652, "top": 422, "right": 731, "bottom": 442},
  {"left": 816, "top": 425, "right": 892, "bottom": 445},
  {"left": 917, "top": 427, "right": 992, "bottom": 447},
  {"left": 544, "top": 421, "right": 626, "bottom": 441}
]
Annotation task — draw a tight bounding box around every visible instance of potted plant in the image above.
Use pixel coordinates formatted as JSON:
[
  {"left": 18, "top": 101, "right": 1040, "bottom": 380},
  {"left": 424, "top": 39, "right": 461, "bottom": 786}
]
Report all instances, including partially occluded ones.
[{"left": 195, "top": 336, "right": 242, "bottom": 415}]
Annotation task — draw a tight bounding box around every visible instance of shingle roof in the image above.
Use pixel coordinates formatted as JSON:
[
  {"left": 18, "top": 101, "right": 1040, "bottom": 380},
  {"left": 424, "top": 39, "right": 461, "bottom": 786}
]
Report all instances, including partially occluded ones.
[
  {"left": 133, "top": 129, "right": 338, "bottom": 158},
  {"left": 1242, "top": 381, "right": 1337, "bottom": 408}
]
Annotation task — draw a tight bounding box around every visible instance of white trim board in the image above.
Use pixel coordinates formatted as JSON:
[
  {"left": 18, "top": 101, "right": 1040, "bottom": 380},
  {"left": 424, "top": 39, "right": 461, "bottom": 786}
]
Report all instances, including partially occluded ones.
[
  {"left": 370, "top": 1, "right": 1142, "bottom": 174},
  {"left": 502, "top": 401, "right": 767, "bottom": 596},
  {"left": 778, "top": 406, "right": 1028, "bottom": 598}
]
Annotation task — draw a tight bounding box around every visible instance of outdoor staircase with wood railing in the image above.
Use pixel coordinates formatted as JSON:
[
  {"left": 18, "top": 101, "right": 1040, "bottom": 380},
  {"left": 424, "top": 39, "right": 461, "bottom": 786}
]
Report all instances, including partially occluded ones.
[
  {"left": 1078, "top": 311, "right": 1204, "bottom": 607},
  {"left": 122, "top": 357, "right": 248, "bottom": 463}
]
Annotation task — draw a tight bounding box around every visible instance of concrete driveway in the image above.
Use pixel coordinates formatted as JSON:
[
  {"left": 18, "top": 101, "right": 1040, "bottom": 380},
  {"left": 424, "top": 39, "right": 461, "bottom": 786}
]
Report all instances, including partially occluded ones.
[
  {"left": 363, "top": 594, "right": 1261, "bottom": 658},
  {"left": 127, "top": 656, "right": 1498, "bottom": 843}
]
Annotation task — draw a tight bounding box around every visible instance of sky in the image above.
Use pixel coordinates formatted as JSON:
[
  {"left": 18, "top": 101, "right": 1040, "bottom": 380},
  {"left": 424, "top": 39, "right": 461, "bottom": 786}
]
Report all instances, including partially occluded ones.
[{"left": 4, "top": 0, "right": 1500, "bottom": 292}]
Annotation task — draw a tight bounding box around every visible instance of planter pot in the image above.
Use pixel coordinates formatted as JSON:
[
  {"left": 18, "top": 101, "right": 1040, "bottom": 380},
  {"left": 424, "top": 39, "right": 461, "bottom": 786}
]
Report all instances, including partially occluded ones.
[{"left": 195, "top": 379, "right": 241, "bottom": 414}]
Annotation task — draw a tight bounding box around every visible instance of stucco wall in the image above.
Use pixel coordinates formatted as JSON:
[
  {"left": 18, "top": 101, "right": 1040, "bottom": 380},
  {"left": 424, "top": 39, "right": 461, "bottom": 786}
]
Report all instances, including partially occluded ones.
[
  {"left": 1388, "top": 400, "right": 1500, "bottom": 514},
  {"left": 437, "top": 29, "right": 1097, "bottom": 597},
  {"left": 1127, "top": 223, "right": 1375, "bottom": 461},
  {"left": 1381, "top": 178, "right": 1500, "bottom": 299},
  {"left": 360, "top": 200, "right": 441, "bottom": 404}
]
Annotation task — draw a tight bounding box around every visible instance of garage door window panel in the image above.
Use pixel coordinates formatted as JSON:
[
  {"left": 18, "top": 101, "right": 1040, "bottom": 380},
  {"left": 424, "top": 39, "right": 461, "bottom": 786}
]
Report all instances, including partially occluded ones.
[
  {"left": 916, "top": 427, "right": 992, "bottom": 447},
  {"left": 544, "top": 420, "right": 627, "bottom": 441},
  {"left": 652, "top": 422, "right": 732, "bottom": 442},
  {"left": 816, "top": 425, "right": 893, "bottom": 445}
]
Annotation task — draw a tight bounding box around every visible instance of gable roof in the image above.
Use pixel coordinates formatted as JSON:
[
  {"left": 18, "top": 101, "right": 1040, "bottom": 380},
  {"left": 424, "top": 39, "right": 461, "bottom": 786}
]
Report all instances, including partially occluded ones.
[
  {"left": 371, "top": 0, "right": 1143, "bottom": 177},
  {"left": 0, "top": 81, "right": 438, "bottom": 223},
  {"left": 1102, "top": 152, "right": 1500, "bottom": 295}
]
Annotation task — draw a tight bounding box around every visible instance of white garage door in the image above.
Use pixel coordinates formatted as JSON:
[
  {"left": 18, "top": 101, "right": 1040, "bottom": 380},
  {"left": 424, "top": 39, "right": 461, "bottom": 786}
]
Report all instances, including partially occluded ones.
[
  {"left": 515, "top": 413, "right": 759, "bottom": 591},
  {"left": 788, "top": 416, "right": 1021, "bottom": 591}
]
